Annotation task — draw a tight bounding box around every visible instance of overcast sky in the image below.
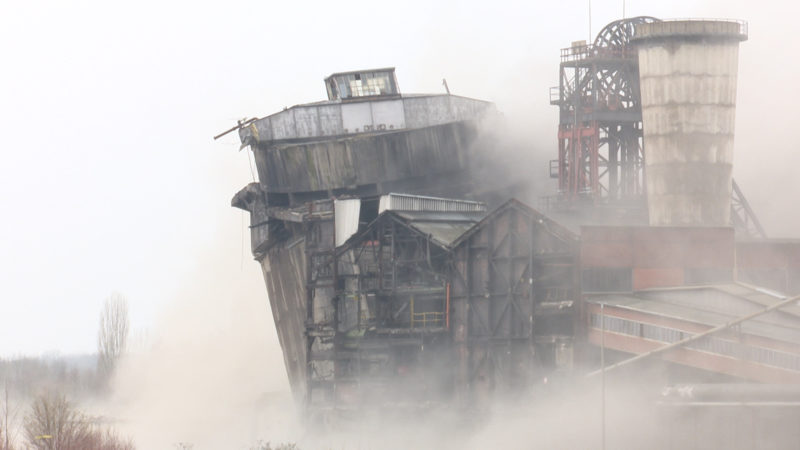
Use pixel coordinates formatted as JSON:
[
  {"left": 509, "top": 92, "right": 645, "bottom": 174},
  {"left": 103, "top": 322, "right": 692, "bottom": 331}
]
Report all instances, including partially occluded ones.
[{"left": 1, "top": 0, "right": 798, "bottom": 356}]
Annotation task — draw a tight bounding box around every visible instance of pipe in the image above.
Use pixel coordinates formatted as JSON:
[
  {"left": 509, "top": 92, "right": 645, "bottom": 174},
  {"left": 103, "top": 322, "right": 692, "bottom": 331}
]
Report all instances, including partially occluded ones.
[
  {"left": 213, "top": 117, "right": 258, "bottom": 140},
  {"left": 410, "top": 295, "right": 415, "bottom": 329},
  {"left": 445, "top": 282, "right": 451, "bottom": 330}
]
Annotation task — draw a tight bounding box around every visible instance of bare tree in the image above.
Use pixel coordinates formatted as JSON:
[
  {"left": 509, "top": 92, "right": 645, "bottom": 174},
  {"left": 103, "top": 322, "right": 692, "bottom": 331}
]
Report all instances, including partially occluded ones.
[
  {"left": 97, "top": 293, "right": 130, "bottom": 383},
  {"left": 24, "top": 392, "right": 133, "bottom": 450},
  {"left": 1, "top": 380, "right": 13, "bottom": 450},
  {"left": 24, "top": 392, "right": 90, "bottom": 450}
]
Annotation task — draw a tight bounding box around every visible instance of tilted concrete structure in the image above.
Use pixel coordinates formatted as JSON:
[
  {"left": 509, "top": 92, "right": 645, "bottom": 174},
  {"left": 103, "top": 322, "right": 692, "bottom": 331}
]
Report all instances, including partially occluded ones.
[
  {"left": 232, "top": 69, "right": 523, "bottom": 406},
  {"left": 228, "top": 30, "right": 800, "bottom": 445}
]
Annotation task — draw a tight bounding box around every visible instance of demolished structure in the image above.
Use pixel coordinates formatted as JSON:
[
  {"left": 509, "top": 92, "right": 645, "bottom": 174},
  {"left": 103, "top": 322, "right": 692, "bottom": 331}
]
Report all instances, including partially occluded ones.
[
  {"left": 230, "top": 19, "right": 800, "bottom": 447},
  {"left": 230, "top": 67, "right": 576, "bottom": 416}
]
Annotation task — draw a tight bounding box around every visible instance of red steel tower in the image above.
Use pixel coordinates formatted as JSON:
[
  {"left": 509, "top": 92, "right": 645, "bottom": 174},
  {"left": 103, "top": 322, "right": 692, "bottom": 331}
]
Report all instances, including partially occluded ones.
[{"left": 550, "top": 17, "right": 658, "bottom": 207}]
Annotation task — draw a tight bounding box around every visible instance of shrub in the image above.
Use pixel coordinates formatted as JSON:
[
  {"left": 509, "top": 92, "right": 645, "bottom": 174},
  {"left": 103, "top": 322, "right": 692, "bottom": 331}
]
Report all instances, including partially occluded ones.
[{"left": 23, "top": 392, "right": 133, "bottom": 450}]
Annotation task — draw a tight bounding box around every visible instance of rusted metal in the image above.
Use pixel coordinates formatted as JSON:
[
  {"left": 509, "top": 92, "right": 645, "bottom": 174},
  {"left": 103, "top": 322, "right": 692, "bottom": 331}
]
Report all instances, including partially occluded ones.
[
  {"left": 213, "top": 117, "right": 257, "bottom": 141},
  {"left": 550, "top": 17, "right": 657, "bottom": 204},
  {"left": 581, "top": 225, "right": 735, "bottom": 291}
]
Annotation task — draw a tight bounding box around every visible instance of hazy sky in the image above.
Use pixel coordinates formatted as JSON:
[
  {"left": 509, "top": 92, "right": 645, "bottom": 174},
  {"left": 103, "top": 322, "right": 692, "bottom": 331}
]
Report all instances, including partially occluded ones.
[{"left": 2, "top": 0, "right": 798, "bottom": 356}]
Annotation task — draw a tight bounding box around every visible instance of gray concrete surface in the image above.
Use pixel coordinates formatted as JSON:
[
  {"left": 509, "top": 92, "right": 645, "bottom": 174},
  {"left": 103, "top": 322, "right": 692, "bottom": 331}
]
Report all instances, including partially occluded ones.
[{"left": 634, "top": 20, "right": 747, "bottom": 226}]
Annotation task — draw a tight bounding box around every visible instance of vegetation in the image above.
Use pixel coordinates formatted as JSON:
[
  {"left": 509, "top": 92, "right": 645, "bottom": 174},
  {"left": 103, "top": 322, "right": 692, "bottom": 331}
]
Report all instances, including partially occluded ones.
[
  {"left": 97, "top": 293, "right": 130, "bottom": 384},
  {"left": 0, "top": 292, "right": 134, "bottom": 449},
  {"left": 0, "top": 355, "right": 97, "bottom": 400},
  {"left": 23, "top": 392, "right": 133, "bottom": 450}
]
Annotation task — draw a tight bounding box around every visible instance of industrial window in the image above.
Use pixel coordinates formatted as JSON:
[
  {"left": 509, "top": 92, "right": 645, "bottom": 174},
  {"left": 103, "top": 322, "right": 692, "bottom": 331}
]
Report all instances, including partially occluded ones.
[
  {"left": 326, "top": 71, "right": 397, "bottom": 100},
  {"left": 590, "top": 313, "right": 800, "bottom": 372}
]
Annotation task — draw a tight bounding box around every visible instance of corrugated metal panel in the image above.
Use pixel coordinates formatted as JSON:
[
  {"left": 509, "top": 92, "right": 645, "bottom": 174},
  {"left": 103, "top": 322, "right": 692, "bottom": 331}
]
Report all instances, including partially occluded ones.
[
  {"left": 335, "top": 199, "right": 361, "bottom": 246},
  {"left": 379, "top": 193, "right": 486, "bottom": 214},
  {"left": 586, "top": 286, "right": 800, "bottom": 345},
  {"left": 590, "top": 312, "right": 800, "bottom": 372}
]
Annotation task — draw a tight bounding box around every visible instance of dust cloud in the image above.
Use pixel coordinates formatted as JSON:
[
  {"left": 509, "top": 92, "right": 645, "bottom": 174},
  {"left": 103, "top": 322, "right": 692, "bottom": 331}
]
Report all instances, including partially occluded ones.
[
  {"left": 95, "top": 232, "right": 300, "bottom": 449},
  {"left": 284, "top": 369, "right": 666, "bottom": 450},
  {"left": 82, "top": 5, "right": 800, "bottom": 448}
]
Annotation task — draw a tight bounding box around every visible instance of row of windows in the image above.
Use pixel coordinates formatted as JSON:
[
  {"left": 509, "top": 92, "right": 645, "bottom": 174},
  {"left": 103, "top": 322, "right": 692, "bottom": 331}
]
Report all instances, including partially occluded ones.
[
  {"left": 590, "top": 313, "right": 800, "bottom": 371},
  {"left": 326, "top": 72, "right": 397, "bottom": 100}
]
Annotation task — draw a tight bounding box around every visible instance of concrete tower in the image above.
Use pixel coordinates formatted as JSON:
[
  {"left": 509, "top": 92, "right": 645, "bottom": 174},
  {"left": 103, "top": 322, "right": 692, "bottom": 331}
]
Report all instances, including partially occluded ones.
[{"left": 633, "top": 20, "right": 747, "bottom": 226}]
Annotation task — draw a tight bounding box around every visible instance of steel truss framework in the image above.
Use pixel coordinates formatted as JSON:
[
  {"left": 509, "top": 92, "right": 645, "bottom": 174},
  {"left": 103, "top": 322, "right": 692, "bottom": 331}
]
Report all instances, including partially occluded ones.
[
  {"left": 449, "top": 201, "right": 579, "bottom": 404},
  {"left": 552, "top": 16, "right": 659, "bottom": 203},
  {"left": 731, "top": 179, "right": 767, "bottom": 239},
  {"left": 302, "top": 201, "right": 581, "bottom": 414},
  {"left": 304, "top": 213, "right": 457, "bottom": 412},
  {"left": 550, "top": 17, "right": 768, "bottom": 237}
]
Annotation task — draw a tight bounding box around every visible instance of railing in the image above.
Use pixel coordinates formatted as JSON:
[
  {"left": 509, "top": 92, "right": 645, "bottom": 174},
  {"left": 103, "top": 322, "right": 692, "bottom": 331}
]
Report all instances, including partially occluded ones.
[
  {"left": 411, "top": 311, "right": 444, "bottom": 328},
  {"left": 409, "top": 296, "right": 445, "bottom": 328},
  {"left": 560, "top": 44, "right": 594, "bottom": 62},
  {"left": 559, "top": 44, "right": 637, "bottom": 62},
  {"left": 660, "top": 18, "right": 747, "bottom": 36},
  {"left": 561, "top": 19, "right": 747, "bottom": 64},
  {"left": 634, "top": 18, "right": 748, "bottom": 40}
]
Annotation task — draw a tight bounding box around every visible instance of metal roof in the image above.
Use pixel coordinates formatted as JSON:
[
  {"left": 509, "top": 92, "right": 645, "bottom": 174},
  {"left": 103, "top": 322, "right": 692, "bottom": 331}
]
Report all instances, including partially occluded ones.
[
  {"left": 450, "top": 198, "right": 579, "bottom": 249},
  {"left": 380, "top": 193, "right": 486, "bottom": 214},
  {"left": 324, "top": 67, "right": 396, "bottom": 81},
  {"left": 391, "top": 210, "right": 484, "bottom": 248},
  {"left": 587, "top": 284, "right": 800, "bottom": 345}
]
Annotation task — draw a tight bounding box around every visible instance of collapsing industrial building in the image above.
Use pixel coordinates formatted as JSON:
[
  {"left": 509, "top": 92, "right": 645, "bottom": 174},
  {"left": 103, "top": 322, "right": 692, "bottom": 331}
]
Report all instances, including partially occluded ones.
[
  {"left": 229, "top": 18, "right": 800, "bottom": 447},
  {"left": 229, "top": 66, "right": 577, "bottom": 413}
]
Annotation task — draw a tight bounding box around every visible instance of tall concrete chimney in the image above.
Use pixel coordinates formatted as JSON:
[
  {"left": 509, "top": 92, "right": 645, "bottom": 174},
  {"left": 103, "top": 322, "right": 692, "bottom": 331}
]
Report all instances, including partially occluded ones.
[{"left": 633, "top": 20, "right": 747, "bottom": 226}]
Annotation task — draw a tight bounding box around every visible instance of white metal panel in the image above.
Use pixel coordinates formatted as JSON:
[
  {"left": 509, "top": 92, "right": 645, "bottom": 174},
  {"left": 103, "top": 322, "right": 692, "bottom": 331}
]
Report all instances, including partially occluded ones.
[
  {"left": 293, "top": 107, "right": 321, "bottom": 138},
  {"left": 250, "top": 117, "right": 273, "bottom": 142},
  {"left": 449, "top": 95, "right": 492, "bottom": 121},
  {"left": 270, "top": 109, "right": 297, "bottom": 140},
  {"left": 335, "top": 199, "right": 361, "bottom": 246},
  {"left": 317, "top": 104, "right": 343, "bottom": 136},
  {"left": 403, "top": 96, "right": 449, "bottom": 129},
  {"left": 341, "top": 103, "right": 373, "bottom": 133},
  {"left": 379, "top": 193, "right": 486, "bottom": 213},
  {"left": 243, "top": 95, "right": 493, "bottom": 144},
  {"left": 378, "top": 195, "right": 390, "bottom": 214},
  {"left": 370, "top": 99, "right": 406, "bottom": 131}
]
